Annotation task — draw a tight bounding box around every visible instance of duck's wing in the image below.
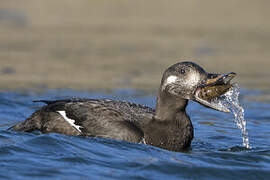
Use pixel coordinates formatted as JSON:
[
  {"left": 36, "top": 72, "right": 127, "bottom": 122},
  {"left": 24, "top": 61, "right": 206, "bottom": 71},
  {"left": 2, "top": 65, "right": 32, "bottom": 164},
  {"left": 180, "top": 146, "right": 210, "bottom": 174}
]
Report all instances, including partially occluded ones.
[{"left": 11, "top": 98, "right": 154, "bottom": 142}]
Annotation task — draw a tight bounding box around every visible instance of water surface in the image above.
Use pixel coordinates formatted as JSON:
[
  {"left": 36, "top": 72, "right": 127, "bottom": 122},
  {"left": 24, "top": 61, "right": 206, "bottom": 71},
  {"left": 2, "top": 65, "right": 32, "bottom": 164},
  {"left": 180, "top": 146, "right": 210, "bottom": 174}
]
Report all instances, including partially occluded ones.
[{"left": 0, "top": 89, "right": 270, "bottom": 179}]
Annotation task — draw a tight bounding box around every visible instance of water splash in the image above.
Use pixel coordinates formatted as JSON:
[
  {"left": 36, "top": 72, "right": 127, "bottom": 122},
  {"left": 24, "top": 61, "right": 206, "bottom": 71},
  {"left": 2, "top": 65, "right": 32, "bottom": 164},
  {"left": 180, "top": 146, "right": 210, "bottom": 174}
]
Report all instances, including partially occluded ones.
[{"left": 218, "top": 84, "right": 251, "bottom": 149}]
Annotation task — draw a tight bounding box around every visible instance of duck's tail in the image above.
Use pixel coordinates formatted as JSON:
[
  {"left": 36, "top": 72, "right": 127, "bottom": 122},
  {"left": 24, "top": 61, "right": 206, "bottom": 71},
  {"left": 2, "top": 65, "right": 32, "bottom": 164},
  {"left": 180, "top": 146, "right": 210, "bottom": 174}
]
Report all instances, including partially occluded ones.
[{"left": 8, "top": 111, "right": 42, "bottom": 132}]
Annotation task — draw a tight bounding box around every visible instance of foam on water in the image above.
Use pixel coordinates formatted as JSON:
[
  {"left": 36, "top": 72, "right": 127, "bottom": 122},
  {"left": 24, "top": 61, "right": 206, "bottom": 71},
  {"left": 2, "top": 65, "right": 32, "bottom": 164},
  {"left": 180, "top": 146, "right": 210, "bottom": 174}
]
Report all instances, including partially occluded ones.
[{"left": 217, "top": 84, "right": 251, "bottom": 149}]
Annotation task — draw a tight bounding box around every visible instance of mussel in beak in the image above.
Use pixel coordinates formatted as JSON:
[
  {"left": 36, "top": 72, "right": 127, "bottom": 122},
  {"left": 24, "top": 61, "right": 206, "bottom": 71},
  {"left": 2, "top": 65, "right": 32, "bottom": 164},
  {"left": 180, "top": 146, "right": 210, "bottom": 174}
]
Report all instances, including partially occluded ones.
[
  {"left": 194, "top": 72, "right": 237, "bottom": 112},
  {"left": 197, "top": 84, "right": 232, "bottom": 101}
]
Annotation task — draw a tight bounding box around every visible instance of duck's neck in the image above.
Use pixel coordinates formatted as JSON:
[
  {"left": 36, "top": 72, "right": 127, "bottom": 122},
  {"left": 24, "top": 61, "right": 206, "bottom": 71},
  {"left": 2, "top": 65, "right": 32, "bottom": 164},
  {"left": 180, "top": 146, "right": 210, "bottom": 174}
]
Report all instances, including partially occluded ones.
[
  {"left": 155, "top": 89, "right": 188, "bottom": 121},
  {"left": 143, "top": 89, "right": 193, "bottom": 151}
]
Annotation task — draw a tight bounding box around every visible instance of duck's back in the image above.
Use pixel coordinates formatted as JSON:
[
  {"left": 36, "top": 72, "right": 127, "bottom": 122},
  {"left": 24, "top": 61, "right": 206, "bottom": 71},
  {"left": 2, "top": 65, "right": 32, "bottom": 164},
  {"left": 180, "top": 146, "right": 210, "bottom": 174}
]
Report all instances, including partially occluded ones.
[{"left": 10, "top": 98, "right": 155, "bottom": 143}]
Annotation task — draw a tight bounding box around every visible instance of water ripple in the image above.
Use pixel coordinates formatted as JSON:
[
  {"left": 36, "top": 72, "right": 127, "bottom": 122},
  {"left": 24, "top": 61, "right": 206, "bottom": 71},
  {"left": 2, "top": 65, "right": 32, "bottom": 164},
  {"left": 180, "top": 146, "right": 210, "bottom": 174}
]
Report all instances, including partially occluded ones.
[{"left": 0, "top": 89, "right": 270, "bottom": 179}]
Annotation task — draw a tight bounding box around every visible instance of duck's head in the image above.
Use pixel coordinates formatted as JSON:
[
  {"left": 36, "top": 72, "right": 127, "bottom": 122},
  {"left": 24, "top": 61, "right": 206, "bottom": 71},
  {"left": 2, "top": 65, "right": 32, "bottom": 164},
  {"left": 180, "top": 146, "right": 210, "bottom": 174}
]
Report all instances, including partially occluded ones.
[{"left": 159, "top": 61, "right": 236, "bottom": 113}]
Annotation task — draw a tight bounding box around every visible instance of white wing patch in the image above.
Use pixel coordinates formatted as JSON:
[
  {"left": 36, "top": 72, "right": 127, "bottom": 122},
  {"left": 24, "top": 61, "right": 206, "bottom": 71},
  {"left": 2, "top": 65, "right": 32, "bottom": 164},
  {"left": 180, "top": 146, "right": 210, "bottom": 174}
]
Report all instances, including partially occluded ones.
[{"left": 58, "top": 111, "right": 82, "bottom": 132}]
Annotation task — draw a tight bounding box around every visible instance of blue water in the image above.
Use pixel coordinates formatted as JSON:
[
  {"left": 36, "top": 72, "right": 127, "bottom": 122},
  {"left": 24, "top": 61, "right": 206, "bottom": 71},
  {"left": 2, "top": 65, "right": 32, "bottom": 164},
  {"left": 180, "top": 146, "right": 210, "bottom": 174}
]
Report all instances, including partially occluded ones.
[{"left": 0, "top": 89, "right": 270, "bottom": 179}]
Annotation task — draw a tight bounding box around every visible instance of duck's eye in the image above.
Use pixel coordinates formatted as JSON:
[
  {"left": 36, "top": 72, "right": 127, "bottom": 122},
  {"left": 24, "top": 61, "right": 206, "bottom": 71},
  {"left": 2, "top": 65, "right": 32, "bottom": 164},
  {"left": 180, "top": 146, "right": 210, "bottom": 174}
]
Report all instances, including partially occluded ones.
[{"left": 180, "top": 69, "right": 186, "bottom": 74}]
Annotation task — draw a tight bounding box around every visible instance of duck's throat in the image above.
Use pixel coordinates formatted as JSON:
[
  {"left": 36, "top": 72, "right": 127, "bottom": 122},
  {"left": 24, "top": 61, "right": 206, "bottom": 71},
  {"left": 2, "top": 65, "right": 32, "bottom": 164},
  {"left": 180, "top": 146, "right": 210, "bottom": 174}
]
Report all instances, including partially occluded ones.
[{"left": 155, "top": 91, "right": 188, "bottom": 121}]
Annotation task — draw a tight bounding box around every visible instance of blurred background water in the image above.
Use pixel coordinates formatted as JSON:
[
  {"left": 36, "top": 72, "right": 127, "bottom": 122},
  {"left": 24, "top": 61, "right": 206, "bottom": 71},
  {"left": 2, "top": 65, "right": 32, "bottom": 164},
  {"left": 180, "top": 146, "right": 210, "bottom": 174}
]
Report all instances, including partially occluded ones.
[
  {"left": 0, "top": 0, "right": 270, "bottom": 91},
  {"left": 0, "top": 1, "right": 270, "bottom": 179}
]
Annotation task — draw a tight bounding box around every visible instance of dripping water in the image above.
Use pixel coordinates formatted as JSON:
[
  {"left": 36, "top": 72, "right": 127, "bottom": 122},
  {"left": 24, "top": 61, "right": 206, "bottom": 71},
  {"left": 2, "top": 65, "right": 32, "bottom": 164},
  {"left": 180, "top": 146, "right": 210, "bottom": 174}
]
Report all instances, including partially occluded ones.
[{"left": 218, "top": 84, "right": 251, "bottom": 149}]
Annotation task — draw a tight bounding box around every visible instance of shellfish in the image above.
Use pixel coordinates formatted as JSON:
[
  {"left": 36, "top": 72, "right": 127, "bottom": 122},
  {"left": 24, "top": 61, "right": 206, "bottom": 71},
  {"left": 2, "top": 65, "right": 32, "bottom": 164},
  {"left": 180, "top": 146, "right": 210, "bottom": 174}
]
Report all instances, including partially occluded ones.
[{"left": 197, "top": 84, "right": 232, "bottom": 100}]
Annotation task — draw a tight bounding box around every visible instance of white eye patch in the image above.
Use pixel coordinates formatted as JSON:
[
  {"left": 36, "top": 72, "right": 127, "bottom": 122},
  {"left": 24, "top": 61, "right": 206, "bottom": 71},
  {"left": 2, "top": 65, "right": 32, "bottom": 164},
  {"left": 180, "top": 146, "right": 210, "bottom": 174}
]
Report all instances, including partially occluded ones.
[
  {"left": 162, "top": 75, "right": 179, "bottom": 90},
  {"left": 166, "top": 75, "right": 178, "bottom": 84}
]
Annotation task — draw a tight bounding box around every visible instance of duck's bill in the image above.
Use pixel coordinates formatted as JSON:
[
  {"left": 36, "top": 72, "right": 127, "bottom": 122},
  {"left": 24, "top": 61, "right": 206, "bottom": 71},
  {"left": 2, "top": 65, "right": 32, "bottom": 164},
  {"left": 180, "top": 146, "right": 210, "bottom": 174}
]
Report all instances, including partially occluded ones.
[{"left": 194, "top": 72, "right": 237, "bottom": 112}]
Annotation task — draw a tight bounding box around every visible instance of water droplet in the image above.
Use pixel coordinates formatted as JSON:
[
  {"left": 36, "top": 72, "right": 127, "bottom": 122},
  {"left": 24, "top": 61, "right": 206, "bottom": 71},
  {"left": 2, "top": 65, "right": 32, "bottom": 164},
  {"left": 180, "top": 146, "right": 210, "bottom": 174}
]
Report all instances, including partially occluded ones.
[{"left": 218, "top": 84, "right": 251, "bottom": 149}]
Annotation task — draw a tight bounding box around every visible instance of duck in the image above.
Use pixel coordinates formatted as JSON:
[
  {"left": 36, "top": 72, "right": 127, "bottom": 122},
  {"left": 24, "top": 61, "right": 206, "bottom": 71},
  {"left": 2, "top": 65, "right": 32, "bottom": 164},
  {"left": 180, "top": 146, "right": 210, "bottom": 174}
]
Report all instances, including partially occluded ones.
[{"left": 9, "top": 61, "right": 236, "bottom": 151}]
